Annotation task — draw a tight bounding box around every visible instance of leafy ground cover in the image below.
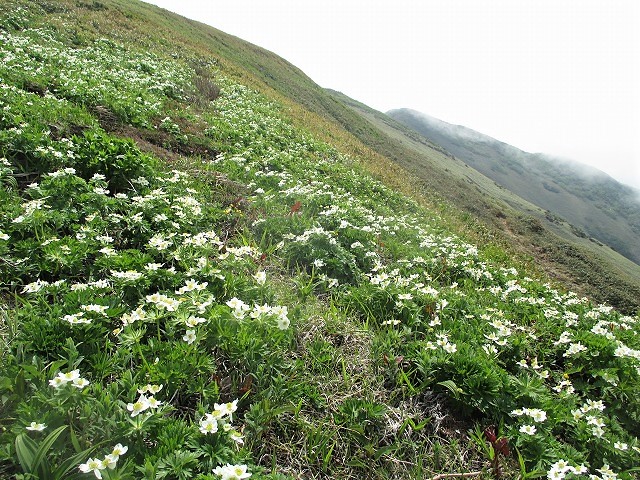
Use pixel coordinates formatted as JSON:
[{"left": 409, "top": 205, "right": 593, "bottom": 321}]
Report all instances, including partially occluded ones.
[{"left": 1, "top": 2, "right": 639, "bottom": 479}]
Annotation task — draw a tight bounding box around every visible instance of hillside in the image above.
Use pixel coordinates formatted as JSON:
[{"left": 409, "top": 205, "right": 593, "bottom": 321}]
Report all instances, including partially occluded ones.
[
  {"left": 387, "top": 108, "right": 640, "bottom": 266},
  {"left": 1, "top": 1, "right": 639, "bottom": 479},
  {"left": 329, "top": 91, "right": 640, "bottom": 314}
]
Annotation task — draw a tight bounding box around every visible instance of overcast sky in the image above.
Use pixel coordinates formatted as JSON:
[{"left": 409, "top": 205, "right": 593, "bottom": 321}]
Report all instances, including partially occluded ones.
[{"left": 144, "top": 0, "right": 640, "bottom": 189}]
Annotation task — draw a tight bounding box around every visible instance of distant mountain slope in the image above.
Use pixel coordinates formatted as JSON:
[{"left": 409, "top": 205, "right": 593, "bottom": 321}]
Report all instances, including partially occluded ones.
[{"left": 387, "top": 108, "right": 640, "bottom": 266}]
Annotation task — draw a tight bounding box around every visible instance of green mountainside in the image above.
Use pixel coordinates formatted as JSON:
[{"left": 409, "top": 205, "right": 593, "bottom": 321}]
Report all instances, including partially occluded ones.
[
  {"left": 386, "top": 108, "right": 640, "bottom": 267},
  {"left": 329, "top": 91, "right": 640, "bottom": 314},
  {"left": 1, "top": 1, "right": 639, "bottom": 479}
]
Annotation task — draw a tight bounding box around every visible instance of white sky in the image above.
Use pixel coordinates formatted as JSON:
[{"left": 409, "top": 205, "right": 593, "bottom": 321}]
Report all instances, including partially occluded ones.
[{"left": 144, "top": 0, "right": 640, "bottom": 189}]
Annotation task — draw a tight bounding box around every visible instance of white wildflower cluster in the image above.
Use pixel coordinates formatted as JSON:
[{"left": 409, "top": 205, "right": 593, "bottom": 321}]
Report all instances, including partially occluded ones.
[
  {"left": 571, "top": 399, "right": 607, "bottom": 438},
  {"left": 126, "top": 384, "right": 164, "bottom": 417},
  {"left": 511, "top": 407, "right": 548, "bottom": 423},
  {"left": 225, "top": 297, "right": 290, "bottom": 329},
  {"left": 182, "top": 230, "right": 222, "bottom": 248},
  {"left": 111, "top": 269, "right": 144, "bottom": 282},
  {"left": 552, "top": 377, "right": 575, "bottom": 395},
  {"left": 212, "top": 463, "right": 251, "bottom": 480},
  {"left": 563, "top": 342, "right": 588, "bottom": 357},
  {"left": 79, "top": 444, "right": 128, "bottom": 479},
  {"left": 49, "top": 369, "right": 90, "bottom": 389},
  {"left": 426, "top": 333, "right": 457, "bottom": 354},
  {"left": 21, "top": 279, "right": 50, "bottom": 293},
  {"left": 546, "top": 459, "right": 588, "bottom": 479},
  {"left": 120, "top": 306, "right": 148, "bottom": 326},
  {"left": 613, "top": 341, "right": 640, "bottom": 360},
  {"left": 515, "top": 357, "right": 550, "bottom": 380},
  {"left": 199, "top": 400, "right": 244, "bottom": 444},
  {"left": 146, "top": 292, "right": 181, "bottom": 311},
  {"left": 589, "top": 464, "right": 620, "bottom": 480},
  {"left": 175, "top": 278, "right": 208, "bottom": 295}
]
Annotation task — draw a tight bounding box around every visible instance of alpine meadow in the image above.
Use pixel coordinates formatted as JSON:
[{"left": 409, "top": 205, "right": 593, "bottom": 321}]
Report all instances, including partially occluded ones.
[{"left": 0, "top": 1, "right": 639, "bottom": 479}]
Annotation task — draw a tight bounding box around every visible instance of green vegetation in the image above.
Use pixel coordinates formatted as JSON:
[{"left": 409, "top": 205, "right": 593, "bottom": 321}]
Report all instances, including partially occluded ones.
[
  {"left": 331, "top": 94, "right": 640, "bottom": 314},
  {"left": 1, "top": 1, "right": 639, "bottom": 480}
]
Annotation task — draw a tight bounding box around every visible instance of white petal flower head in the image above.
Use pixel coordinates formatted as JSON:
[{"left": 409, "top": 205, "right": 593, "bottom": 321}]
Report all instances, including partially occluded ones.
[
  {"left": 102, "top": 454, "right": 118, "bottom": 470},
  {"left": 520, "top": 424, "right": 536, "bottom": 435},
  {"left": 254, "top": 270, "right": 266, "bottom": 285},
  {"left": 49, "top": 376, "right": 66, "bottom": 388},
  {"left": 127, "top": 394, "right": 150, "bottom": 417},
  {"left": 61, "top": 369, "right": 81, "bottom": 383},
  {"left": 529, "top": 409, "right": 547, "bottom": 423},
  {"left": 183, "top": 329, "right": 197, "bottom": 344},
  {"left": 72, "top": 377, "right": 90, "bottom": 389},
  {"left": 229, "top": 430, "right": 245, "bottom": 444},
  {"left": 111, "top": 443, "right": 128, "bottom": 457},
  {"left": 199, "top": 415, "right": 219, "bottom": 434},
  {"left": 26, "top": 422, "right": 46, "bottom": 431},
  {"left": 443, "top": 343, "right": 457, "bottom": 354},
  {"left": 276, "top": 316, "right": 290, "bottom": 330},
  {"left": 79, "top": 457, "right": 105, "bottom": 479},
  {"left": 213, "top": 463, "right": 251, "bottom": 480}
]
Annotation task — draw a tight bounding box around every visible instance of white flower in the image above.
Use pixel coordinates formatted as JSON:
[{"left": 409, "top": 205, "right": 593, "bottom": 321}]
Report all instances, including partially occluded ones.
[
  {"left": 110, "top": 443, "right": 128, "bottom": 458},
  {"left": 79, "top": 457, "right": 106, "bottom": 478},
  {"left": 613, "top": 441, "right": 628, "bottom": 451},
  {"left": 71, "top": 377, "right": 90, "bottom": 389},
  {"left": 229, "top": 430, "right": 245, "bottom": 444},
  {"left": 443, "top": 343, "right": 457, "bottom": 353},
  {"left": 519, "top": 424, "right": 536, "bottom": 435},
  {"left": 199, "top": 414, "right": 219, "bottom": 434},
  {"left": 212, "top": 463, "right": 251, "bottom": 480},
  {"left": 60, "top": 370, "right": 81, "bottom": 382},
  {"left": 183, "top": 330, "right": 197, "bottom": 344},
  {"left": 253, "top": 270, "right": 266, "bottom": 285},
  {"left": 563, "top": 342, "right": 587, "bottom": 357},
  {"left": 137, "top": 384, "right": 163, "bottom": 395},
  {"left": 276, "top": 315, "right": 290, "bottom": 330},
  {"left": 226, "top": 297, "right": 248, "bottom": 311},
  {"left": 529, "top": 409, "right": 547, "bottom": 423},
  {"left": 26, "top": 422, "right": 46, "bottom": 431},
  {"left": 127, "top": 394, "right": 150, "bottom": 417}
]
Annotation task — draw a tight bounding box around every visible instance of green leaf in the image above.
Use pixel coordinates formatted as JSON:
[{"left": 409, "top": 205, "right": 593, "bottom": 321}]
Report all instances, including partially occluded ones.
[
  {"left": 15, "top": 433, "right": 37, "bottom": 473},
  {"left": 437, "top": 379, "right": 465, "bottom": 399},
  {"left": 52, "top": 446, "right": 97, "bottom": 480},
  {"left": 31, "top": 425, "right": 68, "bottom": 477}
]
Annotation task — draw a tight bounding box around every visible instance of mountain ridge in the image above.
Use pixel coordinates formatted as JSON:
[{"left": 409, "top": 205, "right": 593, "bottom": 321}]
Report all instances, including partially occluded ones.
[{"left": 387, "top": 107, "right": 640, "bottom": 266}]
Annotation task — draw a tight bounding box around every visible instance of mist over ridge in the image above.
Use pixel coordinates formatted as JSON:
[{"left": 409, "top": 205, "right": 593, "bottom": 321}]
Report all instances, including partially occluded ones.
[{"left": 387, "top": 107, "right": 640, "bottom": 266}]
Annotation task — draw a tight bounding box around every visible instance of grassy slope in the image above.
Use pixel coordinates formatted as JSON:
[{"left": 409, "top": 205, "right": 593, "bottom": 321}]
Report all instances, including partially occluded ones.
[
  {"left": 1, "top": 1, "right": 640, "bottom": 479},
  {"left": 60, "top": 0, "right": 640, "bottom": 314},
  {"left": 328, "top": 91, "right": 640, "bottom": 314}
]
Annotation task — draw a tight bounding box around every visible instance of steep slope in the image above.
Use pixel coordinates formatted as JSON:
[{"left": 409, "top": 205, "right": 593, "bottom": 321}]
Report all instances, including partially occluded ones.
[
  {"left": 1, "top": 2, "right": 640, "bottom": 479},
  {"left": 30, "top": 0, "right": 638, "bottom": 314},
  {"left": 387, "top": 108, "right": 640, "bottom": 266}
]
